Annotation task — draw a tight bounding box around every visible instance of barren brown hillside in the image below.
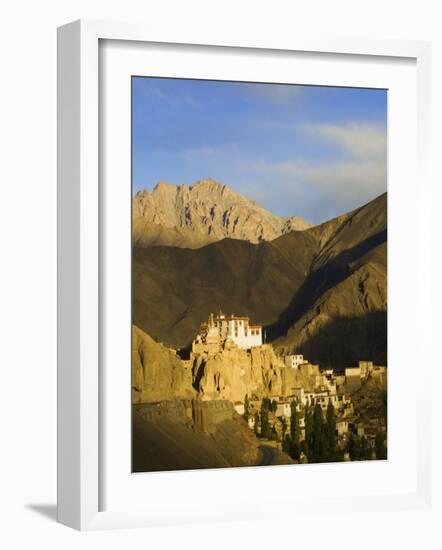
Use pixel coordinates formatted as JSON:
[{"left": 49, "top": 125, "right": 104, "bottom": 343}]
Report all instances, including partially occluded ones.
[{"left": 132, "top": 193, "right": 387, "bottom": 370}]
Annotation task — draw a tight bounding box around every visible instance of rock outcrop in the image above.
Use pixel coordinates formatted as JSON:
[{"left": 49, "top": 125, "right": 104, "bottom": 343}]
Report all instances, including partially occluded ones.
[
  {"left": 133, "top": 178, "right": 311, "bottom": 249},
  {"left": 132, "top": 325, "right": 316, "bottom": 404},
  {"left": 132, "top": 325, "right": 196, "bottom": 403},
  {"left": 192, "top": 344, "right": 312, "bottom": 402}
]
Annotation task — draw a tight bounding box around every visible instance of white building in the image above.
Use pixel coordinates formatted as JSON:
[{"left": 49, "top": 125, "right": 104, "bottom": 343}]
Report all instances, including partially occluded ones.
[
  {"left": 284, "top": 354, "right": 307, "bottom": 369},
  {"left": 293, "top": 388, "right": 305, "bottom": 404},
  {"left": 276, "top": 402, "right": 291, "bottom": 418},
  {"left": 198, "top": 312, "right": 263, "bottom": 350}
]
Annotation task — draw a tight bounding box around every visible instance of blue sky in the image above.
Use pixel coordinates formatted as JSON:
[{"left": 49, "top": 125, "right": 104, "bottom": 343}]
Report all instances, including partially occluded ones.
[{"left": 132, "top": 77, "right": 387, "bottom": 224}]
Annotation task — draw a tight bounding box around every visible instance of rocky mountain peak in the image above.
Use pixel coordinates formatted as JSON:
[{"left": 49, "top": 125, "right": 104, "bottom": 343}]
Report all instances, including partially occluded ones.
[
  {"left": 133, "top": 179, "right": 312, "bottom": 248},
  {"left": 152, "top": 181, "right": 178, "bottom": 193}
]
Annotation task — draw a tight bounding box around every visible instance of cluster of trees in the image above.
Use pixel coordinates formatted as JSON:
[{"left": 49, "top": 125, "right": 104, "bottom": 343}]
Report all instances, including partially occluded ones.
[
  {"left": 347, "top": 431, "right": 386, "bottom": 460},
  {"left": 258, "top": 398, "right": 278, "bottom": 440},
  {"left": 245, "top": 394, "right": 387, "bottom": 463},
  {"left": 347, "top": 433, "right": 372, "bottom": 461},
  {"left": 244, "top": 395, "right": 279, "bottom": 440},
  {"left": 283, "top": 400, "right": 387, "bottom": 462},
  {"left": 375, "top": 432, "right": 387, "bottom": 460},
  {"left": 283, "top": 400, "right": 340, "bottom": 463}
]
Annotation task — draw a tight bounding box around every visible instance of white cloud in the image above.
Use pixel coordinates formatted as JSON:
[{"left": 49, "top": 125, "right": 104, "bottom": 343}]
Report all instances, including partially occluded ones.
[
  {"left": 240, "top": 121, "right": 387, "bottom": 222},
  {"left": 156, "top": 121, "right": 387, "bottom": 223},
  {"left": 300, "top": 122, "right": 387, "bottom": 199},
  {"left": 266, "top": 158, "right": 386, "bottom": 201},
  {"left": 303, "top": 122, "right": 387, "bottom": 160}
]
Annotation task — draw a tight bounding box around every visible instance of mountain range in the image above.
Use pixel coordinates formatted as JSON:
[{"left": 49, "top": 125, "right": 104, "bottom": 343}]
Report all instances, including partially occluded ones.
[
  {"left": 132, "top": 180, "right": 387, "bottom": 370},
  {"left": 133, "top": 178, "right": 311, "bottom": 249}
]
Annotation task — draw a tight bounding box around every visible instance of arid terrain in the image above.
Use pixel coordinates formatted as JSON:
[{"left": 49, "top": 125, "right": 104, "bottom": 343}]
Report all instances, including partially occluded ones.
[
  {"left": 133, "top": 178, "right": 311, "bottom": 249},
  {"left": 133, "top": 180, "right": 386, "bottom": 369},
  {"left": 132, "top": 179, "right": 387, "bottom": 471}
]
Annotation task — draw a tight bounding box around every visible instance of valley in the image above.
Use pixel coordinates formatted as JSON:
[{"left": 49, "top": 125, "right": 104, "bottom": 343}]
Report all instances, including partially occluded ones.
[{"left": 131, "top": 179, "right": 388, "bottom": 471}]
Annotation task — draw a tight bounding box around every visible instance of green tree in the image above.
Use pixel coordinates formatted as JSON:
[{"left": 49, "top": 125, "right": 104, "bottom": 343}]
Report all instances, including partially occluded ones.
[
  {"left": 281, "top": 417, "right": 288, "bottom": 440},
  {"left": 375, "top": 432, "right": 387, "bottom": 460},
  {"left": 290, "top": 400, "right": 300, "bottom": 444},
  {"left": 244, "top": 394, "right": 250, "bottom": 421},
  {"left": 325, "top": 399, "right": 337, "bottom": 462},
  {"left": 348, "top": 433, "right": 361, "bottom": 461},
  {"left": 311, "top": 403, "right": 325, "bottom": 463},
  {"left": 304, "top": 402, "right": 313, "bottom": 458},
  {"left": 262, "top": 397, "right": 271, "bottom": 410},
  {"left": 281, "top": 401, "right": 299, "bottom": 460},
  {"left": 260, "top": 400, "right": 270, "bottom": 438},
  {"left": 283, "top": 434, "right": 291, "bottom": 454},
  {"left": 253, "top": 413, "right": 259, "bottom": 436},
  {"left": 360, "top": 436, "right": 371, "bottom": 460}
]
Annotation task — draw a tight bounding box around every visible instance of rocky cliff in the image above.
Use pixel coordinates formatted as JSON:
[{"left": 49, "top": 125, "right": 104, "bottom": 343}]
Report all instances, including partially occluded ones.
[
  {"left": 132, "top": 325, "right": 315, "bottom": 403},
  {"left": 192, "top": 344, "right": 313, "bottom": 402},
  {"left": 132, "top": 325, "right": 196, "bottom": 403},
  {"left": 133, "top": 178, "right": 311, "bottom": 249}
]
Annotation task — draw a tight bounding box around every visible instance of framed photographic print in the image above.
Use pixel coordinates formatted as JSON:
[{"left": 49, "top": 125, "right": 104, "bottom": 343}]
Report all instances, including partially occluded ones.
[
  {"left": 130, "top": 76, "right": 388, "bottom": 472},
  {"left": 57, "top": 20, "right": 432, "bottom": 530}
]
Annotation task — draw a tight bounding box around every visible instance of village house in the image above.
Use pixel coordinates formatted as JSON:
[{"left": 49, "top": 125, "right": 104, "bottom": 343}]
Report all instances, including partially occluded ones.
[
  {"left": 336, "top": 419, "right": 349, "bottom": 435},
  {"left": 345, "top": 366, "right": 363, "bottom": 391},
  {"left": 317, "top": 392, "right": 340, "bottom": 411},
  {"left": 299, "top": 363, "right": 321, "bottom": 377},
  {"left": 353, "top": 422, "right": 366, "bottom": 437},
  {"left": 371, "top": 365, "right": 387, "bottom": 385},
  {"left": 335, "top": 375, "right": 346, "bottom": 391},
  {"left": 246, "top": 397, "right": 261, "bottom": 416},
  {"left": 358, "top": 361, "right": 373, "bottom": 379},
  {"left": 345, "top": 366, "right": 361, "bottom": 378},
  {"left": 276, "top": 401, "right": 291, "bottom": 418},
  {"left": 293, "top": 388, "right": 305, "bottom": 404},
  {"left": 302, "top": 391, "right": 316, "bottom": 406},
  {"left": 284, "top": 354, "right": 308, "bottom": 369},
  {"left": 344, "top": 361, "right": 387, "bottom": 388},
  {"left": 323, "top": 372, "right": 337, "bottom": 393},
  {"left": 188, "top": 311, "right": 385, "bottom": 460},
  {"left": 336, "top": 394, "right": 354, "bottom": 417}
]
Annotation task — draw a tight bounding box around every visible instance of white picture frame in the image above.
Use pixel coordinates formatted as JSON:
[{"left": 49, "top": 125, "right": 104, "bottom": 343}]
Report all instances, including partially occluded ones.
[{"left": 57, "top": 19, "right": 432, "bottom": 531}]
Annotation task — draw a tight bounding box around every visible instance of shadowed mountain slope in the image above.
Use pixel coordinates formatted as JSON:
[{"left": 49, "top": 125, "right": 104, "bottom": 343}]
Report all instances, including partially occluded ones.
[
  {"left": 133, "top": 193, "right": 387, "bottom": 369},
  {"left": 133, "top": 229, "right": 317, "bottom": 348},
  {"left": 133, "top": 402, "right": 294, "bottom": 472},
  {"left": 271, "top": 194, "right": 387, "bottom": 365}
]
